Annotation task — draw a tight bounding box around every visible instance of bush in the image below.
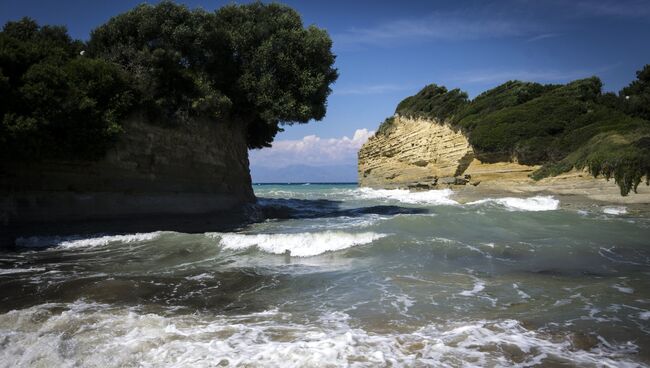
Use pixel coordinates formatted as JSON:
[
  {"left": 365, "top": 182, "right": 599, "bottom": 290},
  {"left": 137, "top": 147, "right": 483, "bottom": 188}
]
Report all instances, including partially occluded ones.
[{"left": 395, "top": 84, "right": 468, "bottom": 122}]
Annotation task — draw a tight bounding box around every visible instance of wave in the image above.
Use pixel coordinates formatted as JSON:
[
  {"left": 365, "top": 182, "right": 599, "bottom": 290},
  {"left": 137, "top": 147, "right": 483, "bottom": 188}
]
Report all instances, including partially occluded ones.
[
  {"left": 0, "top": 267, "right": 46, "bottom": 275},
  {"left": 207, "top": 231, "right": 387, "bottom": 257},
  {"left": 15, "top": 232, "right": 162, "bottom": 249},
  {"left": 354, "top": 187, "right": 459, "bottom": 205},
  {"left": 603, "top": 206, "right": 627, "bottom": 215},
  {"left": 467, "top": 195, "right": 560, "bottom": 211},
  {"left": 352, "top": 188, "right": 560, "bottom": 212},
  {"left": 0, "top": 302, "right": 641, "bottom": 368}
]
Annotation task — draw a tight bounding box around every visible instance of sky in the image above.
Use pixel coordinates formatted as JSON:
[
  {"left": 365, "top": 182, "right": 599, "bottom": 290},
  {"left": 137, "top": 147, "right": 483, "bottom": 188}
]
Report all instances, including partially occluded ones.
[{"left": 2, "top": 0, "right": 650, "bottom": 182}]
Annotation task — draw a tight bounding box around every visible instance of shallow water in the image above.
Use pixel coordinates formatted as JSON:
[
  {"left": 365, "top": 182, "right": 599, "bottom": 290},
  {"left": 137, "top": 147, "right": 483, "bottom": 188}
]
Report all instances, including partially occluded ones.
[{"left": 2, "top": 183, "right": 650, "bottom": 367}]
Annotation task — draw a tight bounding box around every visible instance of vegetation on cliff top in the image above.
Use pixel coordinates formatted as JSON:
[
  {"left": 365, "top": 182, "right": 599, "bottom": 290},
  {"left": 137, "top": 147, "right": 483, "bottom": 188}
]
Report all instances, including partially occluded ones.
[
  {"left": 378, "top": 66, "right": 650, "bottom": 195},
  {"left": 0, "top": 2, "right": 338, "bottom": 160}
]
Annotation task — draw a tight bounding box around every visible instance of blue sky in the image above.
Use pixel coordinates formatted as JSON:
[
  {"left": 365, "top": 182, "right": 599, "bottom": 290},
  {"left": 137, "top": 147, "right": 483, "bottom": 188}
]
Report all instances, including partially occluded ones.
[{"left": 2, "top": 0, "right": 650, "bottom": 182}]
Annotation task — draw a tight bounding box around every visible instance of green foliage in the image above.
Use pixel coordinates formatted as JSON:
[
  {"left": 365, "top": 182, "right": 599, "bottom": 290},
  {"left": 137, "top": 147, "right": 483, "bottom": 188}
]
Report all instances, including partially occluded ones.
[
  {"left": 620, "top": 64, "right": 650, "bottom": 120},
  {"left": 0, "top": 18, "right": 135, "bottom": 160},
  {"left": 88, "top": 2, "right": 231, "bottom": 123},
  {"left": 455, "top": 81, "right": 559, "bottom": 131},
  {"left": 533, "top": 130, "right": 650, "bottom": 195},
  {"left": 1, "top": 2, "right": 337, "bottom": 160},
  {"left": 460, "top": 78, "right": 602, "bottom": 163},
  {"left": 375, "top": 69, "right": 650, "bottom": 195},
  {"left": 89, "top": 1, "right": 338, "bottom": 148},
  {"left": 376, "top": 116, "right": 396, "bottom": 136},
  {"left": 395, "top": 84, "right": 468, "bottom": 122}
]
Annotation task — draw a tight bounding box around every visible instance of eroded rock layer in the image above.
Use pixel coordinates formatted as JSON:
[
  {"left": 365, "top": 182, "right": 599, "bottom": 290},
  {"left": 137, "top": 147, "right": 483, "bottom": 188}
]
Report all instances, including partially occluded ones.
[{"left": 358, "top": 115, "right": 473, "bottom": 187}]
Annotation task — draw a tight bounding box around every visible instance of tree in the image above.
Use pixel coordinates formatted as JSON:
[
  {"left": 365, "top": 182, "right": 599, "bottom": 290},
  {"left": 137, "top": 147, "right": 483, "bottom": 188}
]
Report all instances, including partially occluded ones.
[
  {"left": 89, "top": 1, "right": 338, "bottom": 148},
  {"left": 0, "top": 18, "right": 135, "bottom": 160},
  {"left": 620, "top": 64, "right": 650, "bottom": 120}
]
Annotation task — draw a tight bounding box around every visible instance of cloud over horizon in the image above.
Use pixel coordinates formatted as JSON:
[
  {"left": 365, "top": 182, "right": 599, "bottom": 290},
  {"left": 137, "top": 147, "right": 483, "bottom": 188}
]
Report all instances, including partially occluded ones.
[{"left": 249, "top": 129, "right": 375, "bottom": 169}]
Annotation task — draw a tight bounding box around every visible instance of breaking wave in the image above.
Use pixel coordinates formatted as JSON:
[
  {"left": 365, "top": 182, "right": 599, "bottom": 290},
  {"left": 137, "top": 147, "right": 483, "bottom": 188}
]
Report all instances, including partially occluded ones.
[
  {"left": 354, "top": 187, "right": 459, "bottom": 205},
  {"left": 208, "top": 231, "right": 388, "bottom": 257},
  {"left": 467, "top": 195, "right": 560, "bottom": 211},
  {"left": 15, "top": 232, "right": 162, "bottom": 249},
  {"left": 353, "top": 188, "right": 560, "bottom": 212}
]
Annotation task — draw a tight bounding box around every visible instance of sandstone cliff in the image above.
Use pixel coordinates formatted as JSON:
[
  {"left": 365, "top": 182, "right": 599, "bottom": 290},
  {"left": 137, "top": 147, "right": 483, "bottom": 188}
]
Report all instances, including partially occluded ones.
[
  {"left": 1, "top": 115, "right": 255, "bottom": 243},
  {"left": 358, "top": 115, "right": 473, "bottom": 187},
  {"left": 358, "top": 115, "right": 650, "bottom": 204}
]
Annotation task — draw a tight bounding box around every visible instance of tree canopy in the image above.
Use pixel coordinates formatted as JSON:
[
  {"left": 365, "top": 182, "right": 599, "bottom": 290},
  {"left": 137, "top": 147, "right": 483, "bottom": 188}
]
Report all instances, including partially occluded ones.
[
  {"left": 0, "top": 1, "right": 338, "bottom": 161},
  {"left": 0, "top": 18, "right": 135, "bottom": 159},
  {"left": 378, "top": 67, "right": 650, "bottom": 195}
]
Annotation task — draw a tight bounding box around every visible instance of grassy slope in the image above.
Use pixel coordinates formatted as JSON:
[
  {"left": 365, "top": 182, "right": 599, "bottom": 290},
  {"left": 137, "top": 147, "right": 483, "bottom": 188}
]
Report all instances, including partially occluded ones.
[{"left": 377, "top": 77, "right": 650, "bottom": 195}]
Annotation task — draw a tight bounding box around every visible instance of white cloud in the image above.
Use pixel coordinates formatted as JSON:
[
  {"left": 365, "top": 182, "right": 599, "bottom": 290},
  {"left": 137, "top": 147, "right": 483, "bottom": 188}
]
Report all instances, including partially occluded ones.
[
  {"left": 334, "top": 12, "right": 534, "bottom": 47},
  {"left": 249, "top": 129, "right": 375, "bottom": 168},
  {"left": 525, "top": 33, "right": 561, "bottom": 42}
]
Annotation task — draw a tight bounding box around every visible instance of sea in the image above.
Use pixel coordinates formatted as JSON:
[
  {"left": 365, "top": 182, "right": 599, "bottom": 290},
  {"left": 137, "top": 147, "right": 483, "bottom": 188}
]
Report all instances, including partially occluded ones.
[{"left": 1, "top": 183, "right": 650, "bottom": 367}]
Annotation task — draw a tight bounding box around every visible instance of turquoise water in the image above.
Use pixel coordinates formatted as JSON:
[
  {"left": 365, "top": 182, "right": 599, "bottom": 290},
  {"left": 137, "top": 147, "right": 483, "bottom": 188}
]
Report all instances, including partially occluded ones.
[{"left": 1, "top": 183, "right": 650, "bottom": 367}]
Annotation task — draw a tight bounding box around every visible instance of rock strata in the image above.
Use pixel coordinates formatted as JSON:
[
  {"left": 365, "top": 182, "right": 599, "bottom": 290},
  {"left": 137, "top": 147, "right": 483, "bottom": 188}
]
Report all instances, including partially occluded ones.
[
  {"left": 358, "top": 115, "right": 473, "bottom": 187},
  {"left": 358, "top": 115, "right": 650, "bottom": 204}
]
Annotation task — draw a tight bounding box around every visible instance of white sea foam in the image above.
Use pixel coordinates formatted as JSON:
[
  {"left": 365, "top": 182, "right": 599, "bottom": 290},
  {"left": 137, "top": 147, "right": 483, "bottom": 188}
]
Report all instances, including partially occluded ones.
[
  {"left": 185, "top": 273, "right": 214, "bottom": 281},
  {"left": 0, "top": 302, "right": 640, "bottom": 368},
  {"left": 459, "top": 279, "right": 486, "bottom": 297},
  {"left": 0, "top": 267, "right": 45, "bottom": 275},
  {"left": 208, "top": 231, "right": 387, "bottom": 257},
  {"left": 354, "top": 187, "right": 459, "bottom": 205},
  {"left": 468, "top": 195, "right": 560, "bottom": 211},
  {"left": 612, "top": 284, "right": 634, "bottom": 294},
  {"left": 603, "top": 206, "right": 628, "bottom": 215},
  {"left": 513, "top": 283, "right": 531, "bottom": 299},
  {"left": 15, "top": 232, "right": 162, "bottom": 249}
]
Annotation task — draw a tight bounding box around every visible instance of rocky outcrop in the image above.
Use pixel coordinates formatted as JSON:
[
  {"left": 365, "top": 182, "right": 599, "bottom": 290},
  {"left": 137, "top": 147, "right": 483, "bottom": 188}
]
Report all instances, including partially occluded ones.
[
  {"left": 358, "top": 115, "right": 650, "bottom": 203},
  {"left": 1, "top": 114, "right": 255, "bottom": 243},
  {"left": 358, "top": 115, "right": 473, "bottom": 188}
]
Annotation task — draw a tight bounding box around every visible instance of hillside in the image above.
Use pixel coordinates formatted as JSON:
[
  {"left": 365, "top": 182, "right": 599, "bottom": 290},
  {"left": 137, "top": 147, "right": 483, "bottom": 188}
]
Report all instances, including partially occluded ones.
[{"left": 369, "top": 66, "right": 650, "bottom": 196}]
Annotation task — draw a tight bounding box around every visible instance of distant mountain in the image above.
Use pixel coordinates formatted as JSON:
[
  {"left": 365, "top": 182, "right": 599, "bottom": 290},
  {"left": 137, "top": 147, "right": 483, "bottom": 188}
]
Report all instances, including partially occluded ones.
[{"left": 250, "top": 164, "right": 358, "bottom": 183}]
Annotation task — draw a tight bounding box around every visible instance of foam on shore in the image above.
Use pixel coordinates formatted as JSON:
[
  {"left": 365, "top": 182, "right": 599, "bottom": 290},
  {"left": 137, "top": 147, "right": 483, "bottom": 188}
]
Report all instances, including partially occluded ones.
[{"left": 0, "top": 302, "right": 640, "bottom": 368}]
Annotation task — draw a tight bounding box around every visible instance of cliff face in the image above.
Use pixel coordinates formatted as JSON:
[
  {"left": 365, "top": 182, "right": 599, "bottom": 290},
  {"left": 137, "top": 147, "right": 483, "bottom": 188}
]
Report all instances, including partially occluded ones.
[
  {"left": 358, "top": 115, "right": 650, "bottom": 203},
  {"left": 1, "top": 115, "right": 255, "bottom": 241},
  {"left": 358, "top": 115, "right": 473, "bottom": 187}
]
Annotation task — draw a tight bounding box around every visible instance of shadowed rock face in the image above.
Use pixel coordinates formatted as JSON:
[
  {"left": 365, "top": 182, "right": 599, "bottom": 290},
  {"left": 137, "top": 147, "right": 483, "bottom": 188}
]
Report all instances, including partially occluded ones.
[
  {"left": 1, "top": 114, "right": 255, "bottom": 244},
  {"left": 358, "top": 115, "right": 473, "bottom": 188}
]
